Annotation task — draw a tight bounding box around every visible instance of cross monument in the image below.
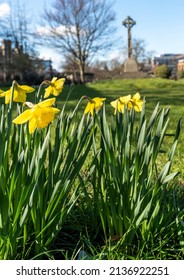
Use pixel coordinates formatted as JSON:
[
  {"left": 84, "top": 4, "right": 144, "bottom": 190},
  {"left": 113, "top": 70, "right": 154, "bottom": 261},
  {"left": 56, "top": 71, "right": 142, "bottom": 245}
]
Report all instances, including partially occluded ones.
[
  {"left": 122, "top": 16, "right": 136, "bottom": 58},
  {"left": 122, "top": 16, "right": 138, "bottom": 73}
]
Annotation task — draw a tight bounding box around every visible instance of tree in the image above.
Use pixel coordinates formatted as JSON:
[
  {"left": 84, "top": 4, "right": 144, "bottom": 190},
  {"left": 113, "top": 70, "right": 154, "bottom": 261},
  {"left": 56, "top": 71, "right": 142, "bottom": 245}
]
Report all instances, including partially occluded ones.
[
  {"left": 39, "top": 0, "right": 116, "bottom": 83},
  {"left": 154, "top": 64, "right": 171, "bottom": 79},
  {"left": 132, "top": 38, "right": 147, "bottom": 62}
]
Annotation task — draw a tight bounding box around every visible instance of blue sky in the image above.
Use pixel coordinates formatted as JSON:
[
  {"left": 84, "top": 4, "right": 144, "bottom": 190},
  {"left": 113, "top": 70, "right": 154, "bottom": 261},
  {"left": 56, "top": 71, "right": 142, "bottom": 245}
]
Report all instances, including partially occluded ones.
[
  {"left": 0, "top": 0, "right": 184, "bottom": 69},
  {"left": 115, "top": 0, "right": 184, "bottom": 56}
]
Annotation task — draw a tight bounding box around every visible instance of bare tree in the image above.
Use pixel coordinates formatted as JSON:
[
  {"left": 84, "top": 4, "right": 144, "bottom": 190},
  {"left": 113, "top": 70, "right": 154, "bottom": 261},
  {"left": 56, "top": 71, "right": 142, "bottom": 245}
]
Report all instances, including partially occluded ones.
[
  {"left": 0, "top": 1, "right": 31, "bottom": 53},
  {"left": 123, "top": 38, "right": 149, "bottom": 62},
  {"left": 62, "top": 54, "right": 80, "bottom": 73},
  {"left": 132, "top": 38, "right": 147, "bottom": 62},
  {"left": 38, "top": 0, "right": 116, "bottom": 82}
]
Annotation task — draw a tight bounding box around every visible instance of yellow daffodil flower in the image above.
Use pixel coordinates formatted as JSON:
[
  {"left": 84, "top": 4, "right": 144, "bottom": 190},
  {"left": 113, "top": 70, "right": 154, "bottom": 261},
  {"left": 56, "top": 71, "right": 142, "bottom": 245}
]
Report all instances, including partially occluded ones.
[
  {"left": 84, "top": 97, "right": 106, "bottom": 116},
  {"left": 110, "top": 94, "right": 131, "bottom": 114},
  {"left": 129, "top": 92, "right": 143, "bottom": 112},
  {"left": 111, "top": 93, "right": 143, "bottom": 114},
  {"left": 44, "top": 77, "right": 65, "bottom": 98},
  {"left": 12, "top": 98, "right": 60, "bottom": 134},
  {"left": 0, "top": 81, "right": 35, "bottom": 104}
]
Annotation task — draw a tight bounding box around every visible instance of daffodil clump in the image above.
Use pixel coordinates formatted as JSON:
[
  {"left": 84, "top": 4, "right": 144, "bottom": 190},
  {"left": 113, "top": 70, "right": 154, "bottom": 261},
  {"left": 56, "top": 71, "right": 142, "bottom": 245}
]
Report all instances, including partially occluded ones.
[
  {"left": 82, "top": 93, "right": 143, "bottom": 116},
  {"left": 0, "top": 76, "right": 181, "bottom": 260},
  {"left": 110, "top": 92, "right": 143, "bottom": 114}
]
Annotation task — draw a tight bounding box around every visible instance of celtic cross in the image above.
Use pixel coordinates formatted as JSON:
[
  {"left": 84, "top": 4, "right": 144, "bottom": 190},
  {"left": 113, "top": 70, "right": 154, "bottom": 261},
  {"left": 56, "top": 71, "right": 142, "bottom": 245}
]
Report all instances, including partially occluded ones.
[{"left": 122, "top": 16, "right": 136, "bottom": 58}]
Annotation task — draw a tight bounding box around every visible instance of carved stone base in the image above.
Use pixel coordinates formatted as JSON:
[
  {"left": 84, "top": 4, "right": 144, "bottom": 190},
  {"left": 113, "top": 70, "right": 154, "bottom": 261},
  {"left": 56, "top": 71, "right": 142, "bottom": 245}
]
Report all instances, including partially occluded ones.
[{"left": 124, "top": 58, "right": 138, "bottom": 72}]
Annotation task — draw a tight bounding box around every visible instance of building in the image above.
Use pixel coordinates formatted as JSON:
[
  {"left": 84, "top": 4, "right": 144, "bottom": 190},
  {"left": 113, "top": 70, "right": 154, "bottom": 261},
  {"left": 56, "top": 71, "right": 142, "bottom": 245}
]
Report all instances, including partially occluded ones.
[
  {"left": 153, "top": 53, "right": 184, "bottom": 76},
  {"left": 177, "top": 59, "right": 184, "bottom": 71},
  {"left": 0, "top": 39, "right": 53, "bottom": 83}
]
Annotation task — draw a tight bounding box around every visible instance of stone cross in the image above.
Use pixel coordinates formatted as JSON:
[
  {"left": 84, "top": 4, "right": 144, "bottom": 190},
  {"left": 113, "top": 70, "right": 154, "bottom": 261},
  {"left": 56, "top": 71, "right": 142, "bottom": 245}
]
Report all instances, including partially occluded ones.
[{"left": 122, "top": 16, "right": 136, "bottom": 58}]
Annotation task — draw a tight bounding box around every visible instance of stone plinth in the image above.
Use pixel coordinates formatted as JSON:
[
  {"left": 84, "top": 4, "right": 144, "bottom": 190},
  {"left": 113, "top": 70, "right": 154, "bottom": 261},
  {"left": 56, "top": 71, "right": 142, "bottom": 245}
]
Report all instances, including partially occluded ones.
[{"left": 124, "top": 57, "right": 138, "bottom": 72}]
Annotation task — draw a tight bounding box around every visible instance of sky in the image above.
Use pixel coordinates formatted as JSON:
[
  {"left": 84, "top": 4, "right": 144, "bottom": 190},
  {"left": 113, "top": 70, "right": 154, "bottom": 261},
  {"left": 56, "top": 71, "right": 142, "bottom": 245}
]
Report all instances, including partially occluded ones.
[{"left": 0, "top": 0, "right": 184, "bottom": 70}]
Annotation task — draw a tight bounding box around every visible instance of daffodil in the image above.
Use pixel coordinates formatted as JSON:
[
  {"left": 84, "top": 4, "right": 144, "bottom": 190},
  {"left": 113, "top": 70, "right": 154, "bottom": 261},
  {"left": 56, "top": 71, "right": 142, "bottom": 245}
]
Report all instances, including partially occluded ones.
[
  {"left": 0, "top": 81, "right": 34, "bottom": 104},
  {"left": 110, "top": 94, "right": 131, "bottom": 114},
  {"left": 129, "top": 92, "right": 143, "bottom": 112},
  {"left": 12, "top": 98, "right": 60, "bottom": 134},
  {"left": 84, "top": 97, "right": 106, "bottom": 116},
  {"left": 111, "top": 93, "right": 143, "bottom": 114},
  {"left": 44, "top": 77, "right": 65, "bottom": 98}
]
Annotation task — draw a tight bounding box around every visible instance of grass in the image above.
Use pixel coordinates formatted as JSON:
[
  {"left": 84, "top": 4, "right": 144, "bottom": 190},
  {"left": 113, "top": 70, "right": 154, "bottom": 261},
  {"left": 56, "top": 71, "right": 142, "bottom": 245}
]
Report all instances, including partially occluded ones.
[{"left": 1, "top": 77, "right": 184, "bottom": 260}]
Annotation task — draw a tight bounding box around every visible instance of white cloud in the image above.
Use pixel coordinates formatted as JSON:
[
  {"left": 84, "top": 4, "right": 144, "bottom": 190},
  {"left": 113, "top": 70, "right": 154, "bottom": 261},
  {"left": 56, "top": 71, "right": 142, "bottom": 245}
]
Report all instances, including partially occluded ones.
[
  {"left": 36, "top": 26, "right": 51, "bottom": 36},
  {"left": 38, "top": 46, "right": 63, "bottom": 71},
  {"left": 0, "top": 3, "right": 11, "bottom": 18},
  {"left": 36, "top": 24, "right": 77, "bottom": 36}
]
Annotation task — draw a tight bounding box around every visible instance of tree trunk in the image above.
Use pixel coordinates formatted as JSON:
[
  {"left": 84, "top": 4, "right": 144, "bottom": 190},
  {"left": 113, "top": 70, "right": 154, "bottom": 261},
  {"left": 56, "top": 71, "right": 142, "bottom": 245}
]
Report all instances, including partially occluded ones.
[{"left": 79, "top": 62, "right": 85, "bottom": 83}]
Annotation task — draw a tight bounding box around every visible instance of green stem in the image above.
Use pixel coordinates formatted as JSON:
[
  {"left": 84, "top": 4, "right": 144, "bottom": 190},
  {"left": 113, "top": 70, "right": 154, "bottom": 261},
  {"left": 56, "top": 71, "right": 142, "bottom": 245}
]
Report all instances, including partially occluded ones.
[
  {"left": 36, "top": 80, "right": 50, "bottom": 103},
  {"left": 9, "top": 80, "right": 16, "bottom": 110}
]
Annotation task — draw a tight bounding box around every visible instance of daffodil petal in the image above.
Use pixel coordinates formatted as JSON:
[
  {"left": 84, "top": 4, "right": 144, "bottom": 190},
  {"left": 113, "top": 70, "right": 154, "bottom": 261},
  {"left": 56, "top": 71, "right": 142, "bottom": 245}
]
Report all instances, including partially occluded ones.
[
  {"left": 13, "top": 90, "right": 27, "bottom": 103},
  {"left": 130, "top": 93, "right": 143, "bottom": 112},
  {"left": 119, "top": 94, "right": 131, "bottom": 104},
  {"left": 44, "top": 87, "right": 51, "bottom": 98},
  {"left": 51, "top": 77, "right": 58, "bottom": 83},
  {"left": 5, "top": 91, "right": 11, "bottom": 104},
  {"left": 132, "top": 92, "right": 141, "bottom": 100},
  {"left": 133, "top": 100, "right": 143, "bottom": 112},
  {"left": 84, "top": 102, "right": 91, "bottom": 114},
  {"left": 12, "top": 109, "right": 32, "bottom": 124},
  {"left": 29, "top": 117, "right": 37, "bottom": 134},
  {"left": 110, "top": 100, "right": 119, "bottom": 114},
  {"left": 18, "top": 85, "right": 35, "bottom": 93},
  {"left": 0, "top": 91, "right": 6, "bottom": 97},
  {"left": 118, "top": 103, "right": 125, "bottom": 113},
  {"left": 52, "top": 88, "right": 60, "bottom": 96},
  {"left": 55, "top": 78, "right": 65, "bottom": 88},
  {"left": 110, "top": 100, "right": 118, "bottom": 109},
  {"left": 90, "top": 104, "right": 95, "bottom": 116},
  {"left": 38, "top": 98, "right": 56, "bottom": 107}
]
